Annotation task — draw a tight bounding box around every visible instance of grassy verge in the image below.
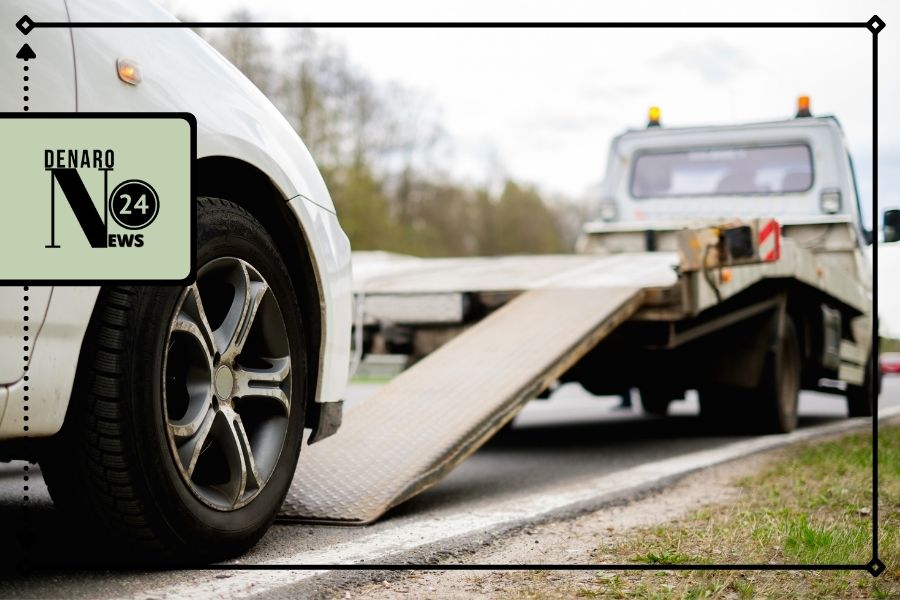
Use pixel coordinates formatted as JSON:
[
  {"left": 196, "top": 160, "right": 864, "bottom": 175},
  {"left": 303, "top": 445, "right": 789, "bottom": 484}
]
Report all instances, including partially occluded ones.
[
  {"left": 570, "top": 423, "right": 900, "bottom": 599},
  {"left": 349, "top": 374, "right": 394, "bottom": 385}
]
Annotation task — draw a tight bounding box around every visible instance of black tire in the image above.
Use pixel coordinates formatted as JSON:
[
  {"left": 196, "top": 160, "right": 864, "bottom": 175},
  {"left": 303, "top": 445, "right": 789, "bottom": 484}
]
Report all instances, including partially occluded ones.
[
  {"left": 699, "top": 316, "right": 800, "bottom": 434},
  {"left": 847, "top": 355, "right": 875, "bottom": 418},
  {"left": 40, "top": 197, "right": 308, "bottom": 563},
  {"left": 755, "top": 316, "right": 801, "bottom": 433},
  {"left": 639, "top": 388, "right": 672, "bottom": 416}
]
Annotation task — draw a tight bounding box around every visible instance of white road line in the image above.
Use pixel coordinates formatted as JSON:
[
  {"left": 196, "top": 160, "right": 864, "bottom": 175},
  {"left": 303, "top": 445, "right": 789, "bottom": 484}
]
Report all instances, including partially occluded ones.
[{"left": 137, "top": 407, "right": 900, "bottom": 600}]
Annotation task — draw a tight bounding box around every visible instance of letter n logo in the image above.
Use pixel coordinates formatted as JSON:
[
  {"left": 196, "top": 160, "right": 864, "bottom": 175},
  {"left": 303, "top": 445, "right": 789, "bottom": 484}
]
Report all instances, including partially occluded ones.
[{"left": 49, "top": 168, "right": 108, "bottom": 248}]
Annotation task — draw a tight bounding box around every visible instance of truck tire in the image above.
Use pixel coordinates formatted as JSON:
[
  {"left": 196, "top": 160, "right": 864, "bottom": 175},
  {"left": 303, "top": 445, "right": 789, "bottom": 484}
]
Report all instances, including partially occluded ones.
[
  {"left": 639, "top": 388, "right": 672, "bottom": 416},
  {"left": 846, "top": 356, "right": 876, "bottom": 417},
  {"left": 40, "top": 197, "right": 308, "bottom": 563},
  {"left": 699, "top": 316, "right": 800, "bottom": 434},
  {"left": 754, "top": 316, "right": 801, "bottom": 433}
]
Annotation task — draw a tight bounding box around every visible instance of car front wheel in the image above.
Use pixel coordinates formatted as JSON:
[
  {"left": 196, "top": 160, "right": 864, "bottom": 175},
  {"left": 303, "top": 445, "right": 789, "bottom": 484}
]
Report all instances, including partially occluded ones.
[{"left": 41, "top": 197, "right": 307, "bottom": 562}]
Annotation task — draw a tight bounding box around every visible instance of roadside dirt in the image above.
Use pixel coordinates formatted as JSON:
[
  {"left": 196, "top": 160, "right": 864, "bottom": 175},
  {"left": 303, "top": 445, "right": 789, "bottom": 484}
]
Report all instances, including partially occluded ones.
[{"left": 335, "top": 451, "right": 780, "bottom": 599}]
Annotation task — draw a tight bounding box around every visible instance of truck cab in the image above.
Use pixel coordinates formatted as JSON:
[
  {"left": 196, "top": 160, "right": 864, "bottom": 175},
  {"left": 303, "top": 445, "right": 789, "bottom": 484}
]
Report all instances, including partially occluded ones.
[
  {"left": 587, "top": 99, "right": 868, "bottom": 236},
  {"left": 580, "top": 100, "right": 872, "bottom": 322}
]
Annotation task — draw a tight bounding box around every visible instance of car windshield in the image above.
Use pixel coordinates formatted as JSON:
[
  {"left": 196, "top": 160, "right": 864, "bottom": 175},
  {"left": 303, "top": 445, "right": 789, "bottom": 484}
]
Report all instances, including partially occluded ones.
[{"left": 631, "top": 144, "right": 813, "bottom": 199}]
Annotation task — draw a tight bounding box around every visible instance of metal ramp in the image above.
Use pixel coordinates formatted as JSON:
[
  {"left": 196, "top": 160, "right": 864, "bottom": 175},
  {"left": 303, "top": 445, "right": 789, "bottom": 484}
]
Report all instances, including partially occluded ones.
[{"left": 279, "top": 286, "right": 644, "bottom": 524}]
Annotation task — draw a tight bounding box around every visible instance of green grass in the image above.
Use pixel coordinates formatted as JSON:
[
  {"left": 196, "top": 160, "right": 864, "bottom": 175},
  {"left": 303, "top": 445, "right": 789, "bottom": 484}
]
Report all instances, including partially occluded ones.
[
  {"left": 567, "top": 424, "right": 900, "bottom": 599},
  {"left": 348, "top": 374, "right": 394, "bottom": 385},
  {"left": 631, "top": 551, "right": 706, "bottom": 565}
]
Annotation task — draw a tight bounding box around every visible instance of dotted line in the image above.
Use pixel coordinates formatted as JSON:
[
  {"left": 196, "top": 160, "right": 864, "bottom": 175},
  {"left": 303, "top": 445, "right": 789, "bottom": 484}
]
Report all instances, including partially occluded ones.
[
  {"left": 21, "top": 286, "right": 31, "bottom": 567},
  {"left": 23, "top": 63, "right": 29, "bottom": 111},
  {"left": 22, "top": 288, "right": 30, "bottom": 506},
  {"left": 18, "top": 17, "right": 34, "bottom": 572}
]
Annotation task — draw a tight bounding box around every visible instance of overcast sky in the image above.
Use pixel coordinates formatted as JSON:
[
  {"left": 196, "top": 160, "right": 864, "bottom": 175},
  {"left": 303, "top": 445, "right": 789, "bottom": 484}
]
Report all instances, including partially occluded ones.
[{"left": 158, "top": 0, "right": 900, "bottom": 335}]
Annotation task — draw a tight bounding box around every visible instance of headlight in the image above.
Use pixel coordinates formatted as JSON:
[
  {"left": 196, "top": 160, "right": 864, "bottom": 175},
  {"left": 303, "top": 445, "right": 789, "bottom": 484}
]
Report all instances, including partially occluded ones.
[
  {"left": 599, "top": 200, "right": 618, "bottom": 222},
  {"left": 820, "top": 189, "right": 842, "bottom": 214}
]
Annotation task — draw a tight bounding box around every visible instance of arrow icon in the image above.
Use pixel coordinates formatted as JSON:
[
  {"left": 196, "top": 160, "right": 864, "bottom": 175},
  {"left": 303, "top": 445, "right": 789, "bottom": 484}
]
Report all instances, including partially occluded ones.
[{"left": 16, "top": 43, "right": 36, "bottom": 61}]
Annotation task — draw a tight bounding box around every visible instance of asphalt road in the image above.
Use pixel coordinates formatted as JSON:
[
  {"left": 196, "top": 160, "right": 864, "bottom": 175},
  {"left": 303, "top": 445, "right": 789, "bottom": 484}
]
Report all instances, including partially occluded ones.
[
  {"left": 0, "top": 377, "right": 896, "bottom": 598},
  {"left": 336, "top": 378, "right": 896, "bottom": 521}
]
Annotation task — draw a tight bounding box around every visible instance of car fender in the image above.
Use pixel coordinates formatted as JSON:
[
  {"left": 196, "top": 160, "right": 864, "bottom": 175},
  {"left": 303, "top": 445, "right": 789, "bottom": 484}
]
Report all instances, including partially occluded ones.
[{"left": 0, "top": 0, "right": 352, "bottom": 439}]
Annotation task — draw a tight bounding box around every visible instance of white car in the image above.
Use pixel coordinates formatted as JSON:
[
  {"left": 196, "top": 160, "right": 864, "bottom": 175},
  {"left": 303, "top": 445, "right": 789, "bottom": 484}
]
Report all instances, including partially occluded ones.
[{"left": 0, "top": 0, "right": 352, "bottom": 560}]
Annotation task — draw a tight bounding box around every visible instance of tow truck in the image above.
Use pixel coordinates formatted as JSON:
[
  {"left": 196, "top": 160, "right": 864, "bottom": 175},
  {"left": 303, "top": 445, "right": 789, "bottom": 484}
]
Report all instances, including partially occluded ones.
[{"left": 276, "top": 97, "right": 887, "bottom": 526}]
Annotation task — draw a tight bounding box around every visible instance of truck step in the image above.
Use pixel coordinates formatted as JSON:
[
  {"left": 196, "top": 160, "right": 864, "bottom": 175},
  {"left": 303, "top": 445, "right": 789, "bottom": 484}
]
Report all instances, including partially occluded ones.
[{"left": 278, "top": 286, "right": 644, "bottom": 524}]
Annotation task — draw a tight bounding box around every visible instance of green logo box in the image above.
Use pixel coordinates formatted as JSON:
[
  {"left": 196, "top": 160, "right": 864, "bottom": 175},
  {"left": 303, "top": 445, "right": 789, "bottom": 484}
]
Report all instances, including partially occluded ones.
[{"left": 0, "top": 113, "right": 196, "bottom": 284}]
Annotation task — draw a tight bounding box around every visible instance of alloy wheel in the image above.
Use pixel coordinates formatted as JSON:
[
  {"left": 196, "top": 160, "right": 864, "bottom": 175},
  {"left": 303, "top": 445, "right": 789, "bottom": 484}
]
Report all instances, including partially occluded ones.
[{"left": 163, "top": 257, "right": 292, "bottom": 510}]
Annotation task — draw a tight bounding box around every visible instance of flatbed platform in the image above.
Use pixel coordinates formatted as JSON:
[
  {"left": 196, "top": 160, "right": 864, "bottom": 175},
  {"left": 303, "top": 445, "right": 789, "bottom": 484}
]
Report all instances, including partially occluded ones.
[{"left": 351, "top": 252, "right": 679, "bottom": 294}]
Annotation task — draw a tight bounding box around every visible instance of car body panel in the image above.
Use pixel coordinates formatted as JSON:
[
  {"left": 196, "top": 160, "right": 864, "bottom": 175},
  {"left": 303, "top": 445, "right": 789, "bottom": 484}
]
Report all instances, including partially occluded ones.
[
  {"left": 0, "top": 386, "right": 6, "bottom": 434},
  {"left": 0, "top": 287, "right": 52, "bottom": 385},
  {"left": 66, "top": 0, "right": 336, "bottom": 214},
  {"left": 0, "top": 0, "right": 76, "bottom": 112},
  {"left": 0, "top": 287, "right": 96, "bottom": 438},
  {"left": 0, "top": 0, "right": 352, "bottom": 439}
]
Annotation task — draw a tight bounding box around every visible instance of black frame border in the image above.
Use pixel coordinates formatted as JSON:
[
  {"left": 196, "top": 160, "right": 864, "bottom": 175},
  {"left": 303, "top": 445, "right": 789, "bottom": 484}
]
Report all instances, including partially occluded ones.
[{"left": 13, "top": 13, "right": 887, "bottom": 579}]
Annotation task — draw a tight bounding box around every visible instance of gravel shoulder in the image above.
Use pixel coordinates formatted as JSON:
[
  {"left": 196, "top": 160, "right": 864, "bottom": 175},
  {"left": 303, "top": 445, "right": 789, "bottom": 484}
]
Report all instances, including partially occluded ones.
[
  {"left": 336, "top": 422, "right": 898, "bottom": 600},
  {"left": 333, "top": 452, "right": 775, "bottom": 599}
]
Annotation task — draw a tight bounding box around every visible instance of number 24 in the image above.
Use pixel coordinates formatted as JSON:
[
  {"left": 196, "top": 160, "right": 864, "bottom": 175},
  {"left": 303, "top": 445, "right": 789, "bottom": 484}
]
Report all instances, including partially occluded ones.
[{"left": 119, "top": 193, "right": 149, "bottom": 215}]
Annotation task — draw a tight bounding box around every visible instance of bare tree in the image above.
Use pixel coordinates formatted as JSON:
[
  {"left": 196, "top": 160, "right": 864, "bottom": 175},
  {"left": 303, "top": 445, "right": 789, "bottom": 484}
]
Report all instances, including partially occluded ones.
[
  {"left": 201, "top": 19, "right": 576, "bottom": 258},
  {"left": 208, "top": 10, "right": 276, "bottom": 97}
]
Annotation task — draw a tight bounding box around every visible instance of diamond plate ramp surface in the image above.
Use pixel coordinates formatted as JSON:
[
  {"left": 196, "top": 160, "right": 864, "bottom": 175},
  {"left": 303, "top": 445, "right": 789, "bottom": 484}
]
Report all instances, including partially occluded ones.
[{"left": 280, "top": 286, "right": 643, "bottom": 524}]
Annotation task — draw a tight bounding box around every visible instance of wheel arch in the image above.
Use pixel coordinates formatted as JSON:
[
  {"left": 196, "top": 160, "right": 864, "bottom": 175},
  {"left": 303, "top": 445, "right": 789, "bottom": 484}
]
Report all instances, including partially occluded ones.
[{"left": 195, "top": 156, "right": 323, "bottom": 424}]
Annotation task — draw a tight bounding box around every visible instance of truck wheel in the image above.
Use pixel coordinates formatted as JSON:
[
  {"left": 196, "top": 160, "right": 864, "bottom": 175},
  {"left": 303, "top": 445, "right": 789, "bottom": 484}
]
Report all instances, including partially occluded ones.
[
  {"left": 755, "top": 316, "right": 801, "bottom": 433},
  {"left": 40, "top": 197, "right": 307, "bottom": 563},
  {"left": 639, "top": 388, "right": 672, "bottom": 416},
  {"left": 846, "top": 356, "right": 875, "bottom": 417}
]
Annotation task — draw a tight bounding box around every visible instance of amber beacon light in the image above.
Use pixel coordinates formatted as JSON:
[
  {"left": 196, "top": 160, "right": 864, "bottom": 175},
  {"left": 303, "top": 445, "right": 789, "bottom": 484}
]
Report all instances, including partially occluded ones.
[{"left": 795, "top": 95, "right": 811, "bottom": 118}]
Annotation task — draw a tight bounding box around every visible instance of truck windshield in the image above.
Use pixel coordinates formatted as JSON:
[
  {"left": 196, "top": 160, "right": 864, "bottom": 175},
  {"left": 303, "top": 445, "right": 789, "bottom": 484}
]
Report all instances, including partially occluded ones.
[{"left": 631, "top": 144, "right": 813, "bottom": 199}]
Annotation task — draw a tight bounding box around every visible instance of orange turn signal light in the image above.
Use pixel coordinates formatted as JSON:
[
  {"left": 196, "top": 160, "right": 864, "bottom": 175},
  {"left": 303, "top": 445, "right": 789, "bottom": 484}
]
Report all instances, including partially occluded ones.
[{"left": 117, "top": 59, "right": 141, "bottom": 85}]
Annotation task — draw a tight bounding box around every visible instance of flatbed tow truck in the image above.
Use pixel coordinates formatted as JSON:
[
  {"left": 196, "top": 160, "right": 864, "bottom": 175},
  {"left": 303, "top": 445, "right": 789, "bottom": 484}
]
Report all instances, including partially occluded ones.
[{"left": 278, "top": 99, "right": 887, "bottom": 525}]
